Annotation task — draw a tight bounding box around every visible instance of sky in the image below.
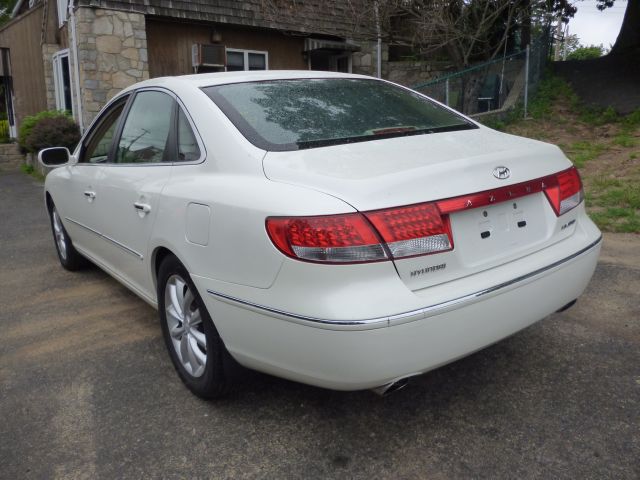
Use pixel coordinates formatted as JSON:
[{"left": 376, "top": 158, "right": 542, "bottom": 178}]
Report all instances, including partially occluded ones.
[{"left": 567, "top": 0, "right": 628, "bottom": 48}]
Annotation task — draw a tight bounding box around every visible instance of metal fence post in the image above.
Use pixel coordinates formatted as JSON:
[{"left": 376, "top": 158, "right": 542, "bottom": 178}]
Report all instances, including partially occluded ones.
[
  {"left": 524, "top": 44, "right": 530, "bottom": 119},
  {"left": 445, "top": 78, "right": 450, "bottom": 106}
]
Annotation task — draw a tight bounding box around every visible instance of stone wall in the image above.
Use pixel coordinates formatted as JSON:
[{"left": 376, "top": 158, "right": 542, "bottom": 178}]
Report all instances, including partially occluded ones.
[
  {"left": 352, "top": 40, "right": 387, "bottom": 78},
  {"left": 74, "top": 7, "right": 149, "bottom": 126},
  {"left": 42, "top": 44, "right": 59, "bottom": 111},
  {"left": 352, "top": 41, "right": 453, "bottom": 89},
  {"left": 0, "top": 143, "right": 24, "bottom": 170},
  {"left": 385, "top": 61, "right": 454, "bottom": 88}
]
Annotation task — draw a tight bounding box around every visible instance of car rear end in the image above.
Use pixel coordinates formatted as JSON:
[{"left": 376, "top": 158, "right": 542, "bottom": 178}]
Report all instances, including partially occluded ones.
[{"left": 195, "top": 74, "right": 602, "bottom": 391}]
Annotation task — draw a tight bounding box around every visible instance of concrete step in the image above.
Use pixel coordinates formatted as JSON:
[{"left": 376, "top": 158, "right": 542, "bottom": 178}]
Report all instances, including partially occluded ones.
[{"left": 0, "top": 143, "right": 24, "bottom": 165}]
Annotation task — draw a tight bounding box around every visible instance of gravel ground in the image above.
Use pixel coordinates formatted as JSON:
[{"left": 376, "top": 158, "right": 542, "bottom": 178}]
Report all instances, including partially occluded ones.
[{"left": 1, "top": 169, "right": 638, "bottom": 479}]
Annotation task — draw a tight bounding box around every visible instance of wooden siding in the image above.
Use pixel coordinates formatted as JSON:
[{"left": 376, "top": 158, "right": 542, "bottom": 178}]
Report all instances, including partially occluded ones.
[
  {"left": 42, "top": 0, "right": 69, "bottom": 48},
  {"left": 146, "top": 19, "right": 307, "bottom": 78},
  {"left": 0, "top": 5, "right": 48, "bottom": 128}
]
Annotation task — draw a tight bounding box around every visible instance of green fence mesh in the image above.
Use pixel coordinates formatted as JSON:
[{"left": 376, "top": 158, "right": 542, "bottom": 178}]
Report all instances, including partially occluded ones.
[{"left": 412, "top": 30, "right": 551, "bottom": 118}]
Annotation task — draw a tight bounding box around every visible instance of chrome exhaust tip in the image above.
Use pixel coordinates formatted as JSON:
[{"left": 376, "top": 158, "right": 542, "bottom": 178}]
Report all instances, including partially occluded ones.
[{"left": 371, "top": 377, "right": 410, "bottom": 397}]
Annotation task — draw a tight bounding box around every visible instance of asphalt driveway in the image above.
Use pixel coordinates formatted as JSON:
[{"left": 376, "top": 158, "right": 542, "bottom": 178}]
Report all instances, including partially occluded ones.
[{"left": 1, "top": 168, "right": 638, "bottom": 479}]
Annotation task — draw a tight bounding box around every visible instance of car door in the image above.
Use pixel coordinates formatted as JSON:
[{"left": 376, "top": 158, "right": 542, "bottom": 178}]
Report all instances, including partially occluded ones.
[
  {"left": 94, "top": 89, "right": 177, "bottom": 298},
  {"left": 57, "top": 96, "right": 128, "bottom": 262}
]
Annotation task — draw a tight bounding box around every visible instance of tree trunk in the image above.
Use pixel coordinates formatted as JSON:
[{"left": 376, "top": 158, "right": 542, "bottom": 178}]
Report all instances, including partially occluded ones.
[
  {"left": 461, "top": 73, "right": 484, "bottom": 115},
  {"left": 520, "top": 0, "right": 531, "bottom": 49},
  {"left": 610, "top": 0, "right": 640, "bottom": 55}
]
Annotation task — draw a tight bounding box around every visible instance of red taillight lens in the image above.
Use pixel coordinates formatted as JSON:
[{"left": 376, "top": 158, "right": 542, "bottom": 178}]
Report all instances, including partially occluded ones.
[
  {"left": 365, "top": 203, "right": 453, "bottom": 258},
  {"left": 266, "top": 213, "right": 388, "bottom": 263},
  {"left": 543, "top": 167, "right": 584, "bottom": 216},
  {"left": 267, "top": 167, "right": 584, "bottom": 264}
]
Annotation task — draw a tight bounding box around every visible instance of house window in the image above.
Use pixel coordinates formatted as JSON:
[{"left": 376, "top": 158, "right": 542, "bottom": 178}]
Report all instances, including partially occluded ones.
[
  {"left": 52, "top": 50, "right": 73, "bottom": 114},
  {"left": 57, "top": 0, "right": 68, "bottom": 26},
  {"left": 226, "top": 49, "right": 268, "bottom": 72}
]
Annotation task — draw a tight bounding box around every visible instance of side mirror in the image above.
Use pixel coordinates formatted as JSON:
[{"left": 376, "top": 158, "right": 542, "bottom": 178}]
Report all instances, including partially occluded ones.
[{"left": 38, "top": 147, "right": 71, "bottom": 167}]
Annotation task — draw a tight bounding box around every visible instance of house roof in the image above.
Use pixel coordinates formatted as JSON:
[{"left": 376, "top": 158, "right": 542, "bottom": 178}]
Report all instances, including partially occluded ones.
[{"left": 76, "top": 1, "right": 364, "bottom": 39}]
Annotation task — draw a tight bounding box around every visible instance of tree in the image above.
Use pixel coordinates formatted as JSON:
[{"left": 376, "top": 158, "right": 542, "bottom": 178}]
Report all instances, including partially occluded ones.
[
  {"left": 259, "top": 1, "right": 574, "bottom": 67},
  {"left": 0, "top": 0, "right": 18, "bottom": 26},
  {"left": 260, "top": 0, "right": 576, "bottom": 113},
  {"left": 599, "top": 0, "right": 640, "bottom": 55},
  {"left": 557, "top": 33, "right": 581, "bottom": 58},
  {"left": 566, "top": 44, "right": 607, "bottom": 60},
  {"left": 378, "top": 1, "right": 566, "bottom": 113}
]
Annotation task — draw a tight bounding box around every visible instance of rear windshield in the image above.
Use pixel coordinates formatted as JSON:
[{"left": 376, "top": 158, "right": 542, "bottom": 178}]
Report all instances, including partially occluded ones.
[{"left": 202, "top": 78, "right": 477, "bottom": 151}]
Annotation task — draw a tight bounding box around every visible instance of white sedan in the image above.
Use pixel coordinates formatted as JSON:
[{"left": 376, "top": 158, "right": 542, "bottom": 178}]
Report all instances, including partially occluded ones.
[{"left": 40, "top": 71, "right": 602, "bottom": 398}]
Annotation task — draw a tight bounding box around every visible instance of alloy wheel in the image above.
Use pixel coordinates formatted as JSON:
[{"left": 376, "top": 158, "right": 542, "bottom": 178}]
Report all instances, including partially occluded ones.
[
  {"left": 164, "top": 274, "right": 207, "bottom": 377},
  {"left": 52, "top": 209, "right": 67, "bottom": 260}
]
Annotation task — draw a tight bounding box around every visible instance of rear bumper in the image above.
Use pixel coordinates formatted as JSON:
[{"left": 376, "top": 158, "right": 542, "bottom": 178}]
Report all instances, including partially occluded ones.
[
  {"left": 207, "top": 236, "right": 601, "bottom": 331},
  {"left": 194, "top": 230, "right": 601, "bottom": 391}
]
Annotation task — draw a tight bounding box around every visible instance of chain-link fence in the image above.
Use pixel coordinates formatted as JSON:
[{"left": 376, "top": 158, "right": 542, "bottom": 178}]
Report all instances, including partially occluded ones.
[{"left": 412, "top": 30, "right": 551, "bottom": 118}]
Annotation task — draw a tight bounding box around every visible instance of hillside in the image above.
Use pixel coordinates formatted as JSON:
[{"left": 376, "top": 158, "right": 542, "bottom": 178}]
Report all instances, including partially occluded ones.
[{"left": 490, "top": 77, "right": 640, "bottom": 233}]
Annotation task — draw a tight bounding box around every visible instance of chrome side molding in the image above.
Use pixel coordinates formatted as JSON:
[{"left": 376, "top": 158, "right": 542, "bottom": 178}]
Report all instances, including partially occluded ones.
[
  {"left": 207, "top": 236, "right": 602, "bottom": 331},
  {"left": 64, "top": 217, "right": 144, "bottom": 260}
]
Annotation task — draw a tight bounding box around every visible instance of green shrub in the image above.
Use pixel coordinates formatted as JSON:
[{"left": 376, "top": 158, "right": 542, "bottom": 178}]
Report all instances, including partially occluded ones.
[
  {"left": 528, "top": 74, "right": 576, "bottom": 119},
  {"left": 566, "top": 45, "right": 606, "bottom": 61},
  {"left": 20, "top": 163, "right": 34, "bottom": 175},
  {"left": 622, "top": 109, "right": 640, "bottom": 128},
  {"left": 18, "top": 111, "right": 80, "bottom": 154},
  {"left": 0, "top": 119, "right": 9, "bottom": 142}
]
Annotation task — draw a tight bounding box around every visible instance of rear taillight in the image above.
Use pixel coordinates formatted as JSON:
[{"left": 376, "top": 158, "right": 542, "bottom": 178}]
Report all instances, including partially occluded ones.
[
  {"left": 365, "top": 203, "right": 453, "bottom": 258},
  {"left": 266, "top": 213, "right": 388, "bottom": 263},
  {"left": 266, "top": 167, "right": 584, "bottom": 264},
  {"left": 542, "top": 167, "right": 584, "bottom": 216}
]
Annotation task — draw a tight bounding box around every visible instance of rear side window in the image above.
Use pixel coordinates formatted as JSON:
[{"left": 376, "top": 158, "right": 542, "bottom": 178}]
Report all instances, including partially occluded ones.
[
  {"left": 202, "top": 78, "right": 476, "bottom": 151},
  {"left": 115, "top": 91, "right": 174, "bottom": 164},
  {"left": 176, "top": 109, "right": 201, "bottom": 162}
]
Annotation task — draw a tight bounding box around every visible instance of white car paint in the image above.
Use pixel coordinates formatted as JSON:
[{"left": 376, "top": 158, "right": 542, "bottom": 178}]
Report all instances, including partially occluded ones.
[{"left": 43, "top": 71, "right": 602, "bottom": 392}]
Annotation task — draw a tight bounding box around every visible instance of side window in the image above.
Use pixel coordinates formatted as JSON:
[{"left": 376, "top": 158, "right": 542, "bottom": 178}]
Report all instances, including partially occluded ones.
[
  {"left": 80, "top": 98, "right": 126, "bottom": 164},
  {"left": 225, "top": 49, "right": 268, "bottom": 71},
  {"left": 177, "top": 108, "right": 201, "bottom": 162},
  {"left": 115, "top": 91, "right": 174, "bottom": 164}
]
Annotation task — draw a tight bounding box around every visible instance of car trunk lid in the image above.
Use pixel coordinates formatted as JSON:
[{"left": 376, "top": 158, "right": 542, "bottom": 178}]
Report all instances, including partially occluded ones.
[{"left": 263, "top": 128, "right": 577, "bottom": 291}]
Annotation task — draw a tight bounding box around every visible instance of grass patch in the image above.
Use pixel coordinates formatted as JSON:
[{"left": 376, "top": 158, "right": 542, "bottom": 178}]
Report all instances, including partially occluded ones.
[
  {"left": 587, "top": 180, "right": 640, "bottom": 232},
  {"left": 598, "top": 186, "right": 640, "bottom": 209},
  {"left": 591, "top": 177, "right": 623, "bottom": 190},
  {"left": 622, "top": 109, "right": 640, "bottom": 128},
  {"left": 494, "top": 72, "right": 640, "bottom": 233},
  {"left": 527, "top": 75, "right": 577, "bottom": 119},
  {"left": 20, "top": 163, "right": 45, "bottom": 182},
  {"left": 589, "top": 208, "right": 640, "bottom": 233},
  {"left": 564, "top": 141, "right": 607, "bottom": 167},
  {"left": 578, "top": 106, "right": 619, "bottom": 126},
  {"left": 612, "top": 133, "right": 637, "bottom": 148}
]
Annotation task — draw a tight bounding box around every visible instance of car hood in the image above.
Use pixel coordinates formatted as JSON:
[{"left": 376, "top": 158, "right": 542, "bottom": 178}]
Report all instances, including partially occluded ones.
[{"left": 262, "top": 128, "right": 572, "bottom": 211}]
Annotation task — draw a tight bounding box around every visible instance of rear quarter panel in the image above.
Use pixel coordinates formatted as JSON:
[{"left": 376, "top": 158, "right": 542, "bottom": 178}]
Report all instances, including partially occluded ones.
[{"left": 150, "top": 166, "right": 358, "bottom": 289}]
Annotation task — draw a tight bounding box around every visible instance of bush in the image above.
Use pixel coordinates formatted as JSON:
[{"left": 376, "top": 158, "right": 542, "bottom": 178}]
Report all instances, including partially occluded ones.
[
  {"left": 18, "top": 110, "right": 62, "bottom": 151},
  {"left": 19, "top": 111, "right": 80, "bottom": 154},
  {"left": 0, "top": 119, "right": 9, "bottom": 142},
  {"left": 566, "top": 45, "right": 606, "bottom": 61}
]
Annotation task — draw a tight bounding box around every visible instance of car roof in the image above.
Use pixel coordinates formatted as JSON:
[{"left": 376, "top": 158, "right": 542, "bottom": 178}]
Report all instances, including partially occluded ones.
[{"left": 121, "top": 70, "right": 376, "bottom": 93}]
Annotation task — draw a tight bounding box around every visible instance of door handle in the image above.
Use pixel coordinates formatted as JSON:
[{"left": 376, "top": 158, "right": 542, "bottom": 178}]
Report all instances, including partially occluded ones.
[
  {"left": 133, "top": 202, "right": 151, "bottom": 214},
  {"left": 84, "top": 191, "right": 96, "bottom": 199}
]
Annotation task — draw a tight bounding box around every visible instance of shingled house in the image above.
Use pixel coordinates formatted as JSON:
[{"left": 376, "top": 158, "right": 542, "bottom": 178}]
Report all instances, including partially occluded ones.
[{"left": 0, "top": 0, "right": 384, "bottom": 135}]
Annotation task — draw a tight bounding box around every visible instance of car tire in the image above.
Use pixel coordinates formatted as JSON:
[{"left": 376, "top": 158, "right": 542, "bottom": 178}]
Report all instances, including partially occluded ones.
[
  {"left": 49, "top": 204, "right": 89, "bottom": 271},
  {"left": 158, "top": 254, "right": 235, "bottom": 399}
]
